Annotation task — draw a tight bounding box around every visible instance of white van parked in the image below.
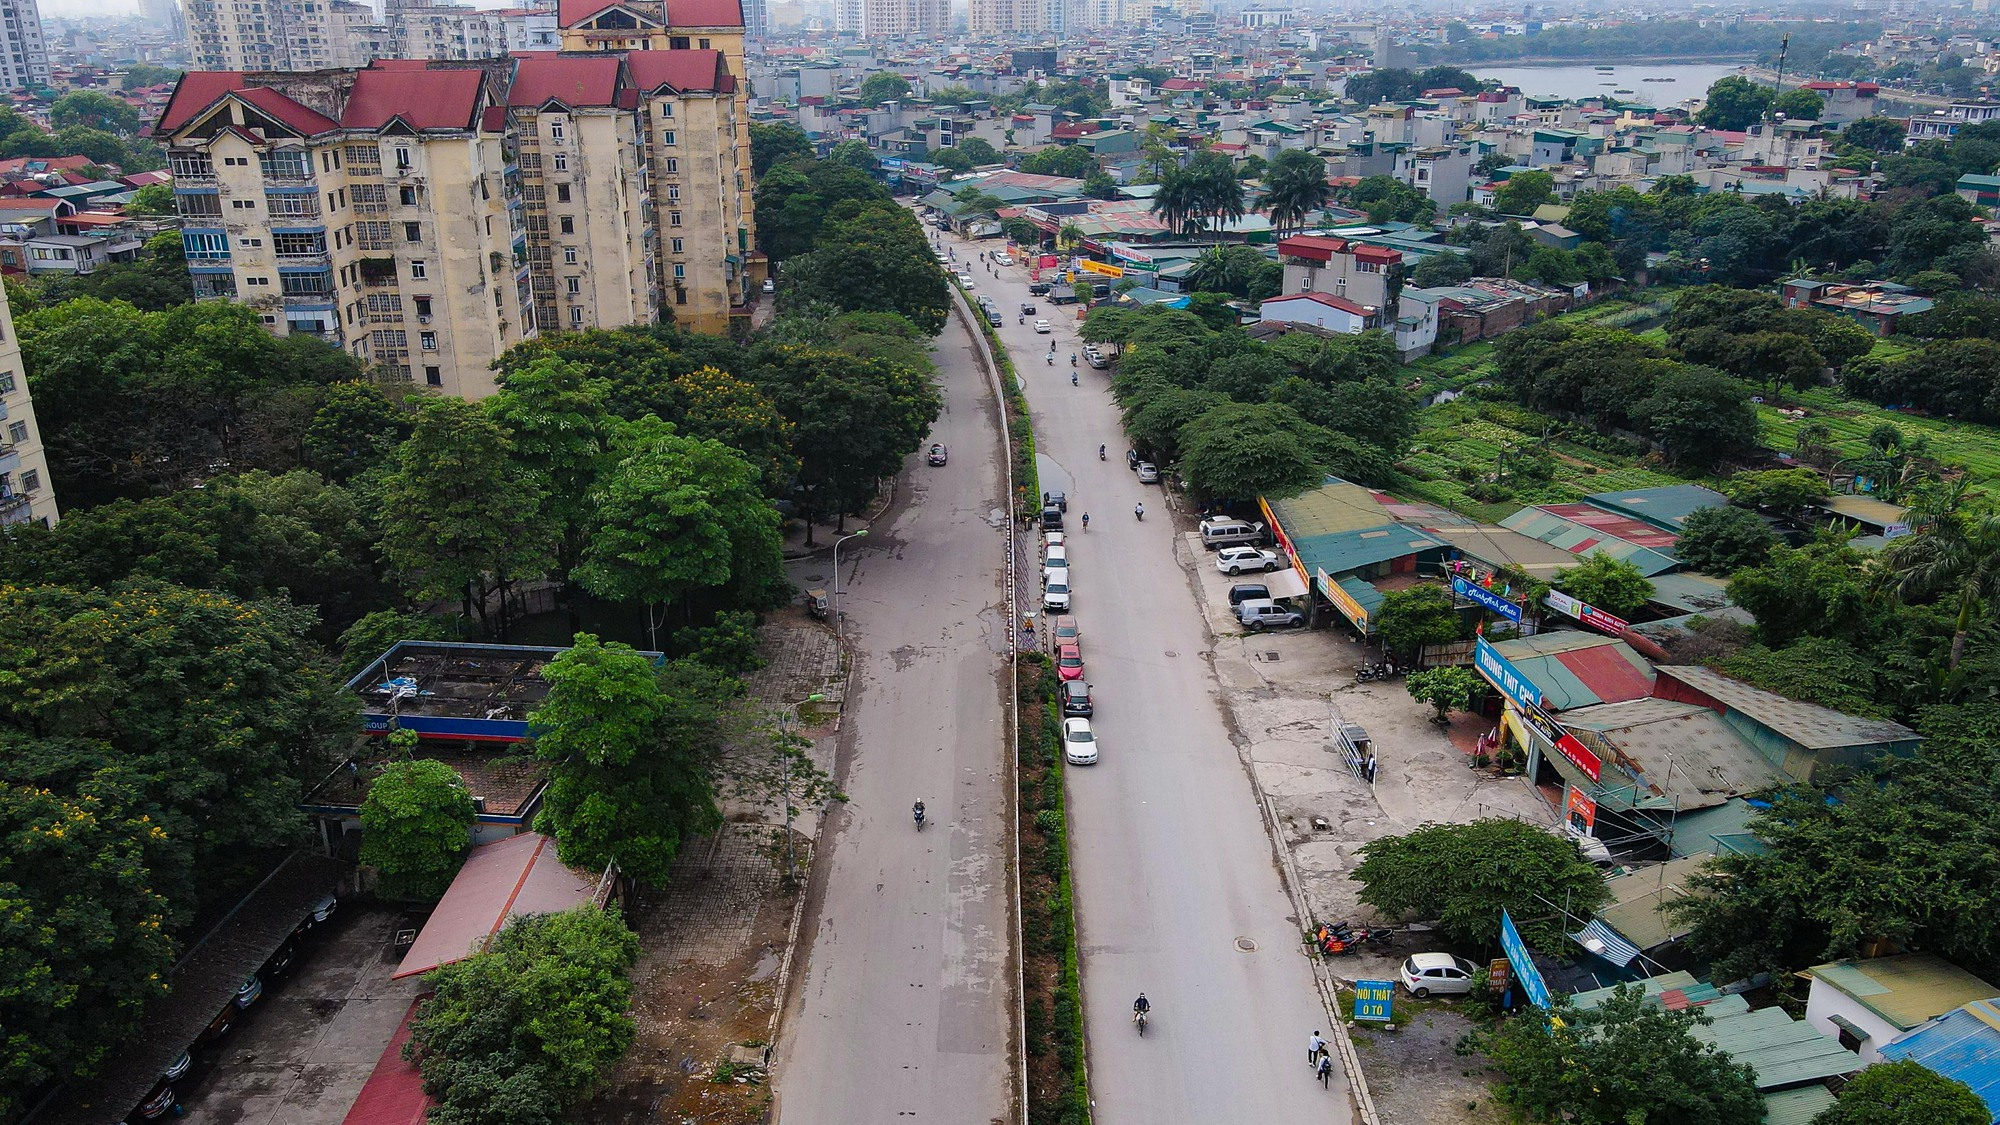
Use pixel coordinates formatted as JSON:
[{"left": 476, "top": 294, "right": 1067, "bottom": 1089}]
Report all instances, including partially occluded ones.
[{"left": 1198, "top": 517, "right": 1266, "bottom": 551}]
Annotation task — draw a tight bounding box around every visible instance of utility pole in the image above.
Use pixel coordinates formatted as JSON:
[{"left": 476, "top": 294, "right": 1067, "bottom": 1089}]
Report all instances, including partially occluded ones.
[{"left": 1772, "top": 33, "right": 1791, "bottom": 113}]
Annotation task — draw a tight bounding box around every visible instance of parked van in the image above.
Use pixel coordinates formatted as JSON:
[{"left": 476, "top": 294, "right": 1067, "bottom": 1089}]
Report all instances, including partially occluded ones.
[{"left": 1198, "top": 517, "right": 1266, "bottom": 550}]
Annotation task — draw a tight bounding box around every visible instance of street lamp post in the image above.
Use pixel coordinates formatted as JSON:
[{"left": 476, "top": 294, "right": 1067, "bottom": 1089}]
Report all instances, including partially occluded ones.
[{"left": 832, "top": 529, "right": 868, "bottom": 639}]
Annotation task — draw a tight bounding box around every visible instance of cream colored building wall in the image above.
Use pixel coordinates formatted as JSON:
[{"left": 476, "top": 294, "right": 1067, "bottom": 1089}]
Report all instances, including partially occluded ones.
[
  {"left": 521, "top": 107, "right": 656, "bottom": 334},
  {"left": 647, "top": 89, "right": 746, "bottom": 333},
  {"left": 0, "top": 280, "right": 58, "bottom": 526}
]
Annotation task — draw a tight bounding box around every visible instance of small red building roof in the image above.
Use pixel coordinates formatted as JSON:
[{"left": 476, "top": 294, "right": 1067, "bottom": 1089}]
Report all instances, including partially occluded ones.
[{"left": 394, "top": 834, "right": 599, "bottom": 979}]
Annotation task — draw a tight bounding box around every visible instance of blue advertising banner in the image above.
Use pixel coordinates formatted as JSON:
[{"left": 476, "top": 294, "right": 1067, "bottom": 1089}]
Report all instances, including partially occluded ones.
[
  {"left": 1453, "top": 575, "right": 1524, "bottom": 622},
  {"left": 1474, "top": 636, "right": 1540, "bottom": 711},
  {"left": 1499, "top": 909, "right": 1552, "bottom": 1009},
  {"left": 1353, "top": 980, "right": 1395, "bottom": 1022}
]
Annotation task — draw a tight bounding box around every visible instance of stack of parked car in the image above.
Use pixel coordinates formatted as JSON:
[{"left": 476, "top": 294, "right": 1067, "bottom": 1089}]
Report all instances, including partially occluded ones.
[{"left": 1198, "top": 517, "right": 1307, "bottom": 631}]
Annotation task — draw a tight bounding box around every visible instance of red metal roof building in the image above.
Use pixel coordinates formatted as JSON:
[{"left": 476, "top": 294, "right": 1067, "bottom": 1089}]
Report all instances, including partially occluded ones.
[
  {"left": 339, "top": 1001, "right": 431, "bottom": 1125},
  {"left": 394, "top": 833, "right": 604, "bottom": 979}
]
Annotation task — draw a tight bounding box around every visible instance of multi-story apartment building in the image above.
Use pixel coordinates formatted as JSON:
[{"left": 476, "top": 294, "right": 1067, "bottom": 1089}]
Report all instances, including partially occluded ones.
[
  {"left": 0, "top": 0, "right": 50, "bottom": 91},
  {"left": 0, "top": 279, "right": 58, "bottom": 526},
  {"left": 160, "top": 64, "right": 536, "bottom": 399},
  {"left": 185, "top": 0, "right": 370, "bottom": 71},
  {"left": 159, "top": 49, "right": 753, "bottom": 398}
]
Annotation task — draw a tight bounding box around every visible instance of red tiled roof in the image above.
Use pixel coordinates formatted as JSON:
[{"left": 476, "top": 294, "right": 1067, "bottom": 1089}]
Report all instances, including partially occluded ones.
[
  {"left": 157, "top": 71, "right": 248, "bottom": 133},
  {"left": 345, "top": 66, "right": 486, "bottom": 130},
  {"left": 1277, "top": 233, "right": 1349, "bottom": 262},
  {"left": 394, "top": 834, "right": 598, "bottom": 979},
  {"left": 556, "top": 0, "right": 631, "bottom": 25},
  {"left": 509, "top": 55, "right": 624, "bottom": 107},
  {"left": 625, "top": 49, "right": 726, "bottom": 93},
  {"left": 0, "top": 155, "right": 91, "bottom": 175},
  {"left": 666, "top": 0, "right": 744, "bottom": 26},
  {"left": 1538, "top": 503, "right": 1681, "bottom": 549},
  {"left": 1354, "top": 245, "right": 1401, "bottom": 264},
  {"left": 1160, "top": 78, "right": 1203, "bottom": 91},
  {"left": 1267, "top": 291, "right": 1373, "bottom": 316},
  {"left": 238, "top": 85, "right": 340, "bottom": 134},
  {"left": 339, "top": 1000, "right": 429, "bottom": 1125}
]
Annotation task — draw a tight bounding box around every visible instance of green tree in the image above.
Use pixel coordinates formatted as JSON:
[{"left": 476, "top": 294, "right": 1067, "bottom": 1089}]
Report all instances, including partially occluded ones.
[
  {"left": 407, "top": 906, "right": 639, "bottom": 1120},
  {"left": 1491, "top": 170, "right": 1554, "bottom": 216},
  {"left": 1771, "top": 87, "right": 1825, "bottom": 121},
  {"left": 759, "top": 349, "right": 940, "bottom": 536},
  {"left": 303, "top": 380, "right": 413, "bottom": 484},
  {"left": 1352, "top": 818, "right": 1607, "bottom": 948},
  {"left": 124, "top": 181, "right": 174, "bottom": 215},
  {"left": 1883, "top": 479, "right": 2000, "bottom": 669},
  {"left": 336, "top": 609, "right": 461, "bottom": 678},
  {"left": 1409, "top": 251, "right": 1473, "bottom": 288},
  {"left": 1630, "top": 366, "right": 1758, "bottom": 470},
  {"left": 1727, "top": 541, "right": 1873, "bottom": 648},
  {"left": 1551, "top": 553, "right": 1653, "bottom": 619},
  {"left": 0, "top": 781, "right": 182, "bottom": 1118},
  {"left": 749, "top": 122, "right": 813, "bottom": 175},
  {"left": 1696, "top": 76, "right": 1773, "bottom": 130},
  {"left": 779, "top": 201, "right": 951, "bottom": 332},
  {"left": 378, "top": 397, "right": 553, "bottom": 638},
  {"left": 1176, "top": 401, "right": 1381, "bottom": 501},
  {"left": 120, "top": 64, "right": 182, "bottom": 90},
  {"left": 1729, "top": 468, "right": 1829, "bottom": 516},
  {"left": 1082, "top": 169, "right": 1119, "bottom": 200},
  {"left": 1373, "top": 584, "right": 1463, "bottom": 662},
  {"left": 1675, "top": 505, "right": 1778, "bottom": 576},
  {"left": 50, "top": 90, "right": 140, "bottom": 135},
  {"left": 1468, "top": 986, "right": 1763, "bottom": 1125},
  {"left": 488, "top": 357, "right": 616, "bottom": 621},
  {"left": 576, "top": 418, "right": 782, "bottom": 648},
  {"left": 1344, "top": 174, "right": 1432, "bottom": 223},
  {"left": 529, "top": 635, "right": 727, "bottom": 883},
  {"left": 1263, "top": 149, "right": 1331, "bottom": 237},
  {"left": 1718, "top": 638, "right": 1889, "bottom": 719},
  {"left": 1406, "top": 666, "right": 1480, "bottom": 724},
  {"left": 1811, "top": 1059, "right": 1989, "bottom": 1125},
  {"left": 359, "top": 758, "right": 475, "bottom": 900},
  {"left": 858, "top": 71, "right": 912, "bottom": 106},
  {"left": 1841, "top": 117, "right": 1910, "bottom": 152},
  {"left": 1016, "top": 144, "right": 1095, "bottom": 179},
  {"left": 955, "top": 137, "right": 999, "bottom": 165}
]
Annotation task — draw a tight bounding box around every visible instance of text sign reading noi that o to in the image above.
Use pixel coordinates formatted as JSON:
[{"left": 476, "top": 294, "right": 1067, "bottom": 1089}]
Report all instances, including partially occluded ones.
[{"left": 1352, "top": 980, "right": 1395, "bottom": 1022}]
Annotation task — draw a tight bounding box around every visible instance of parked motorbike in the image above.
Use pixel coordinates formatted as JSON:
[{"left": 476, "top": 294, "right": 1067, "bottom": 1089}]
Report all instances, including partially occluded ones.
[{"left": 1323, "top": 921, "right": 1395, "bottom": 947}]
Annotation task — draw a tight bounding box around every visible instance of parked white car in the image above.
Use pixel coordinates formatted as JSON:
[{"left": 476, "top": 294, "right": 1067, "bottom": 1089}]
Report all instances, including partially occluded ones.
[
  {"left": 1062, "top": 717, "right": 1099, "bottom": 765},
  {"left": 1043, "top": 576, "right": 1072, "bottom": 611},
  {"left": 958, "top": 274, "right": 976, "bottom": 290},
  {"left": 1215, "top": 546, "right": 1281, "bottom": 575},
  {"left": 1045, "top": 544, "right": 1068, "bottom": 568},
  {"left": 1400, "top": 953, "right": 1478, "bottom": 997},
  {"left": 993, "top": 252, "right": 1014, "bottom": 266}
]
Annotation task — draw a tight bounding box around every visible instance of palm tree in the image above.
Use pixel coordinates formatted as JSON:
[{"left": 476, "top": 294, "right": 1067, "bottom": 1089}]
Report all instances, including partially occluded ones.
[
  {"left": 1190, "top": 245, "right": 1246, "bottom": 294},
  {"left": 1884, "top": 479, "right": 2000, "bottom": 670},
  {"left": 1263, "top": 150, "right": 1331, "bottom": 238},
  {"left": 1150, "top": 166, "right": 1203, "bottom": 239},
  {"left": 1056, "top": 221, "right": 1085, "bottom": 254},
  {"left": 1185, "top": 151, "right": 1243, "bottom": 243}
]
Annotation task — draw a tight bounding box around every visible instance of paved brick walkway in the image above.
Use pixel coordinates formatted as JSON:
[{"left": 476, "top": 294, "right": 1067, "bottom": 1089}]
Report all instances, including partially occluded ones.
[
  {"left": 743, "top": 620, "right": 845, "bottom": 708},
  {"left": 632, "top": 826, "right": 784, "bottom": 972}
]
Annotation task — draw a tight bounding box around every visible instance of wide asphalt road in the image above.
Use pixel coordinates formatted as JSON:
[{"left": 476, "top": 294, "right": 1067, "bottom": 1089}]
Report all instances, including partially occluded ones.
[
  {"left": 774, "top": 294, "right": 1015, "bottom": 1123},
  {"left": 944, "top": 233, "right": 1351, "bottom": 1123}
]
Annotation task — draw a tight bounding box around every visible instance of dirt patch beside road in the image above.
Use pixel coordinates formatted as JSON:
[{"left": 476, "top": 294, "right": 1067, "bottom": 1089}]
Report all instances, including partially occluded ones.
[{"left": 1347, "top": 1002, "right": 1506, "bottom": 1125}]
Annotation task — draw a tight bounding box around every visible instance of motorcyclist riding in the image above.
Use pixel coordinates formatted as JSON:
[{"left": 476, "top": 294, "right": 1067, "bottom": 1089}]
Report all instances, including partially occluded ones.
[
  {"left": 913, "top": 800, "right": 926, "bottom": 829},
  {"left": 1070, "top": 353, "right": 1077, "bottom": 366},
  {"left": 1133, "top": 994, "right": 1150, "bottom": 1015},
  {"left": 1098, "top": 444, "right": 1106, "bottom": 460},
  {"left": 1081, "top": 512, "right": 1090, "bottom": 530},
  {"left": 1071, "top": 372, "right": 1079, "bottom": 386}
]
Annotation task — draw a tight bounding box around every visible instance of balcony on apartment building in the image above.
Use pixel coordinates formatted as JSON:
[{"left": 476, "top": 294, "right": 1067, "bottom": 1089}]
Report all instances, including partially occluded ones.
[{"left": 259, "top": 151, "right": 315, "bottom": 186}]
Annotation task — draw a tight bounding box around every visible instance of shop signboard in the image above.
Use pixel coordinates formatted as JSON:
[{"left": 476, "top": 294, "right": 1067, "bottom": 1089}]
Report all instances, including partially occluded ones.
[
  {"left": 1474, "top": 636, "right": 1538, "bottom": 711},
  {"left": 1321, "top": 568, "right": 1370, "bottom": 631},
  {"left": 1353, "top": 980, "right": 1395, "bottom": 1022},
  {"left": 1520, "top": 698, "right": 1604, "bottom": 782},
  {"left": 1565, "top": 785, "right": 1599, "bottom": 836},
  {"left": 1544, "top": 589, "right": 1628, "bottom": 635},
  {"left": 1454, "top": 576, "right": 1523, "bottom": 622},
  {"left": 1499, "top": 909, "right": 1552, "bottom": 1009},
  {"left": 1075, "top": 258, "right": 1124, "bottom": 278}
]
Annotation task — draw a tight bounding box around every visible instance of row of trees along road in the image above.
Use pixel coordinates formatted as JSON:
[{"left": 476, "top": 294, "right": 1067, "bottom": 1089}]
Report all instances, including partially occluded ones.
[{"left": 0, "top": 137, "right": 943, "bottom": 1117}]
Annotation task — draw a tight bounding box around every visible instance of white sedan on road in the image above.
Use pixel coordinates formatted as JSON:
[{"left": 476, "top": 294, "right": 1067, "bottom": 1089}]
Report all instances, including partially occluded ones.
[
  {"left": 1062, "top": 717, "right": 1099, "bottom": 765},
  {"left": 1034, "top": 319, "right": 1052, "bottom": 333}
]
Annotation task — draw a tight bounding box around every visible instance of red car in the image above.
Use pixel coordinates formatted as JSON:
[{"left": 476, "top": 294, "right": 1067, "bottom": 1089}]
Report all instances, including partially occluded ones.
[{"left": 1056, "top": 643, "right": 1085, "bottom": 681}]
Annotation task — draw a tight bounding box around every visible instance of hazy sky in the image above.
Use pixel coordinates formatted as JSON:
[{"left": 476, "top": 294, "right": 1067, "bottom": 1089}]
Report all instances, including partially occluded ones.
[{"left": 40, "top": 0, "right": 146, "bottom": 17}]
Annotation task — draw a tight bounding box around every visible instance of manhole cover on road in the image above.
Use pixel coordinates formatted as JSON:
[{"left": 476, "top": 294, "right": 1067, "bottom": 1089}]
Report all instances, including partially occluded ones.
[{"left": 1235, "top": 937, "right": 1258, "bottom": 953}]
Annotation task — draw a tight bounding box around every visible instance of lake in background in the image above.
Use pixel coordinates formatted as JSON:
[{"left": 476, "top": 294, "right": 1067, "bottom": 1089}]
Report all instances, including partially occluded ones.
[{"left": 1468, "top": 62, "right": 1743, "bottom": 105}]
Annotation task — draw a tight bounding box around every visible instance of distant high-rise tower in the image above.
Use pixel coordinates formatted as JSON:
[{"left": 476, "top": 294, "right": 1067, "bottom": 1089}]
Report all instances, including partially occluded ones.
[{"left": 0, "top": 0, "right": 49, "bottom": 91}]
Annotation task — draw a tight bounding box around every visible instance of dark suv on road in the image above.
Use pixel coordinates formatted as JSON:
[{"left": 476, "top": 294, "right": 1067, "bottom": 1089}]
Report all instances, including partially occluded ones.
[{"left": 1061, "top": 680, "right": 1093, "bottom": 717}]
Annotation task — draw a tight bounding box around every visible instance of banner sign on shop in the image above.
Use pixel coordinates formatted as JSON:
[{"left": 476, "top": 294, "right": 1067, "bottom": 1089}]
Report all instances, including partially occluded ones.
[
  {"left": 1565, "top": 785, "right": 1599, "bottom": 836},
  {"left": 1543, "top": 589, "right": 1629, "bottom": 635},
  {"left": 1075, "top": 259, "right": 1124, "bottom": 278},
  {"left": 1321, "top": 568, "right": 1371, "bottom": 631},
  {"left": 1352, "top": 980, "right": 1395, "bottom": 1022},
  {"left": 1453, "top": 576, "right": 1523, "bottom": 622},
  {"left": 1519, "top": 697, "right": 1605, "bottom": 782},
  {"left": 1474, "top": 636, "right": 1539, "bottom": 710},
  {"left": 1499, "top": 909, "right": 1552, "bottom": 1009}
]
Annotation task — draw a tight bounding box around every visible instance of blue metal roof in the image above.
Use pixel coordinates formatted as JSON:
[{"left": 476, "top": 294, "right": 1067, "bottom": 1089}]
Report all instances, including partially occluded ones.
[{"left": 1881, "top": 1000, "right": 2000, "bottom": 1123}]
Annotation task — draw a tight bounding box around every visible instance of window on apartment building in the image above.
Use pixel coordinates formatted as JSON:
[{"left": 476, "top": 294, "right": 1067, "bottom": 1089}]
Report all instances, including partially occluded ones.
[
  {"left": 669, "top": 210, "right": 682, "bottom": 226},
  {"left": 559, "top": 216, "right": 574, "bottom": 234},
  {"left": 272, "top": 231, "right": 325, "bottom": 257},
  {"left": 420, "top": 331, "right": 437, "bottom": 351},
  {"left": 673, "top": 263, "right": 685, "bottom": 279},
  {"left": 569, "top": 306, "right": 584, "bottom": 326},
  {"left": 395, "top": 146, "right": 412, "bottom": 169},
  {"left": 661, "top": 130, "right": 676, "bottom": 146},
  {"left": 170, "top": 153, "right": 214, "bottom": 177},
  {"left": 0, "top": 372, "right": 13, "bottom": 395},
  {"left": 564, "top": 247, "right": 577, "bottom": 264},
  {"left": 410, "top": 260, "right": 427, "bottom": 279},
  {"left": 670, "top": 35, "right": 688, "bottom": 47},
  {"left": 550, "top": 120, "right": 564, "bottom": 142},
  {"left": 675, "top": 289, "right": 687, "bottom": 305},
  {"left": 403, "top": 221, "right": 422, "bottom": 242},
  {"left": 553, "top": 153, "right": 568, "bottom": 171},
  {"left": 670, "top": 237, "right": 683, "bottom": 254},
  {"left": 663, "top": 157, "right": 679, "bottom": 174},
  {"left": 259, "top": 150, "right": 310, "bottom": 179},
  {"left": 415, "top": 297, "right": 432, "bottom": 320},
  {"left": 565, "top": 276, "right": 580, "bottom": 294},
  {"left": 425, "top": 365, "right": 443, "bottom": 386},
  {"left": 556, "top": 183, "right": 570, "bottom": 203},
  {"left": 666, "top": 184, "right": 679, "bottom": 201},
  {"left": 6, "top": 421, "right": 25, "bottom": 445},
  {"left": 658, "top": 101, "right": 674, "bottom": 118},
  {"left": 20, "top": 469, "right": 36, "bottom": 493},
  {"left": 176, "top": 193, "right": 222, "bottom": 219},
  {"left": 183, "top": 231, "right": 229, "bottom": 260}
]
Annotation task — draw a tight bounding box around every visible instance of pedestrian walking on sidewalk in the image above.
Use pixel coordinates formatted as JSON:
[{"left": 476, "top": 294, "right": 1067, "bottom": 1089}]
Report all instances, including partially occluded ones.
[
  {"left": 1308, "top": 1031, "right": 1327, "bottom": 1066},
  {"left": 1316, "top": 1054, "right": 1333, "bottom": 1088}
]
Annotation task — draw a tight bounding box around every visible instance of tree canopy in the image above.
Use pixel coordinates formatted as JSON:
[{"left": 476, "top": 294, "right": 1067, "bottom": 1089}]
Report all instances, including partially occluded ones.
[
  {"left": 1352, "top": 818, "right": 1607, "bottom": 948},
  {"left": 360, "top": 756, "right": 476, "bottom": 901}
]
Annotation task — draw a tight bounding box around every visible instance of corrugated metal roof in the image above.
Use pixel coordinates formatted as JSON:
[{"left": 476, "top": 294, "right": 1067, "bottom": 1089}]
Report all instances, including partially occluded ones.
[
  {"left": 1292, "top": 524, "right": 1451, "bottom": 579},
  {"left": 1594, "top": 855, "right": 1710, "bottom": 951},
  {"left": 1815, "top": 494, "right": 1909, "bottom": 530},
  {"left": 1645, "top": 571, "right": 1734, "bottom": 615},
  {"left": 1573, "top": 918, "right": 1643, "bottom": 967},
  {"left": 1487, "top": 632, "right": 1655, "bottom": 712},
  {"left": 1558, "top": 697, "right": 1784, "bottom": 811},
  {"left": 1500, "top": 507, "right": 1682, "bottom": 576},
  {"left": 1425, "top": 525, "right": 1580, "bottom": 578},
  {"left": 1669, "top": 798, "right": 1770, "bottom": 860},
  {"left": 1572, "top": 972, "right": 1859, "bottom": 1091},
  {"left": 341, "top": 999, "right": 430, "bottom": 1125},
  {"left": 1806, "top": 955, "right": 2000, "bottom": 1032},
  {"left": 1657, "top": 666, "right": 1919, "bottom": 751},
  {"left": 1881, "top": 1000, "right": 2000, "bottom": 1123},
  {"left": 395, "top": 833, "right": 598, "bottom": 978},
  {"left": 1760, "top": 1085, "right": 1837, "bottom": 1125},
  {"left": 1268, "top": 476, "right": 1393, "bottom": 539},
  {"left": 1584, "top": 485, "right": 1731, "bottom": 532}
]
